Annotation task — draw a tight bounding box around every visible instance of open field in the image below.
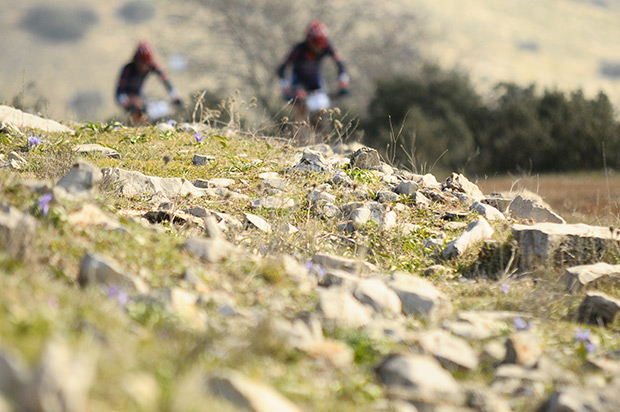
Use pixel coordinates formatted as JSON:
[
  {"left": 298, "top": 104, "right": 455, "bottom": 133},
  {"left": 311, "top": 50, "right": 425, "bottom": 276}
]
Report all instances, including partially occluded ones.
[{"left": 477, "top": 172, "right": 620, "bottom": 225}]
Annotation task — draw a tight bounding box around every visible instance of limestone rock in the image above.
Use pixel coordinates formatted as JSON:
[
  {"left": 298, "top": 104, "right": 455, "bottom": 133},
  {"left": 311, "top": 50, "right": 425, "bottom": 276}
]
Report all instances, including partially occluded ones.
[
  {"left": 375, "top": 353, "right": 465, "bottom": 406},
  {"left": 564, "top": 262, "right": 620, "bottom": 292},
  {"left": 183, "top": 237, "right": 240, "bottom": 264},
  {"left": 442, "top": 218, "right": 495, "bottom": 259},
  {"left": 577, "top": 291, "right": 620, "bottom": 326},
  {"left": 349, "top": 147, "right": 382, "bottom": 170},
  {"left": 55, "top": 161, "right": 102, "bottom": 198},
  {"left": 508, "top": 195, "right": 565, "bottom": 224},
  {"left": 512, "top": 222, "right": 620, "bottom": 268},
  {"left": 353, "top": 278, "right": 403, "bottom": 315},
  {"left": 504, "top": 332, "right": 542, "bottom": 367},
  {"left": 293, "top": 148, "right": 329, "bottom": 172},
  {"left": 74, "top": 143, "right": 120, "bottom": 159},
  {"left": 416, "top": 329, "right": 479, "bottom": 371},
  {"left": 249, "top": 196, "right": 295, "bottom": 210},
  {"left": 396, "top": 181, "right": 419, "bottom": 196},
  {"left": 244, "top": 213, "right": 272, "bottom": 233},
  {"left": 78, "top": 253, "right": 148, "bottom": 293},
  {"left": 470, "top": 201, "right": 505, "bottom": 221},
  {"left": 388, "top": 272, "right": 453, "bottom": 322},
  {"left": 312, "top": 253, "right": 378, "bottom": 275},
  {"left": 194, "top": 178, "right": 234, "bottom": 188},
  {"left": 443, "top": 173, "right": 484, "bottom": 200},
  {"left": 208, "top": 371, "right": 302, "bottom": 412},
  {"left": 192, "top": 154, "right": 215, "bottom": 166},
  {"left": 316, "top": 287, "right": 373, "bottom": 329},
  {"left": 0, "top": 105, "right": 73, "bottom": 133}
]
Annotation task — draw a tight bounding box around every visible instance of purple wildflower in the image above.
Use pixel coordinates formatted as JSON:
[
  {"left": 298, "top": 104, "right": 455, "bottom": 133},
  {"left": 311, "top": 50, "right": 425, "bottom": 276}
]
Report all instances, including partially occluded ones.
[
  {"left": 107, "top": 285, "right": 130, "bottom": 307},
  {"left": 194, "top": 132, "right": 204, "bottom": 143},
  {"left": 316, "top": 264, "right": 326, "bottom": 280},
  {"left": 585, "top": 342, "right": 596, "bottom": 354},
  {"left": 501, "top": 283, "right": 509, "bottom": 294},
  {"left": 574, "top": 328, "right": 590, "bottom": 342},
  {"left": 305, "top": 261, "right": 326, "bottom": 280},
  {"left": 513, "top": 317, "right": 529, "bottom": 331},
  {"left": 37, "top": 193, "right": 53, "bottom": 216},
  {"left": 27, "top": 133, "right": 44, "bottom": 149},
  {"left": 167, "top": 119, "right": 176, "bottom": 126}
]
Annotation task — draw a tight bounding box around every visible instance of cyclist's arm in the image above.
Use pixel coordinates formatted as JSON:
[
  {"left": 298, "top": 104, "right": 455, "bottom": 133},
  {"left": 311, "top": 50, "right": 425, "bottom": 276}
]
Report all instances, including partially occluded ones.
[{"left": 152, "top": 64, "right": 179, "bottom": 100}]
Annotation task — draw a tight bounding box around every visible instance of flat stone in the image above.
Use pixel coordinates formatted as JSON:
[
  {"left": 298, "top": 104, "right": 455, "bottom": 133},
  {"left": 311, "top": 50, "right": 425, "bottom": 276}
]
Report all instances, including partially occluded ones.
[
  {"left": 67, "top": 203, "right": 121, "bottom": 230},
  {"left": 512, "top": 223, "right": 620, "bottom": 268},
  {"left": 183, "top": 237, "right": 240, "bottom": 264},
  {"left": 102, "top": 168, "right": 224, "bottom": 199},
  {"left": 353, "top": 278, "right": 403, "bottom": 315},
  {"left": 564, "top": 262, "right": 620, "bottom": 292},
  {"left": 78, "top": 253, "right": 148, "bottom": 293},
  {"left": 312, "top": 253, "right": 378, "bottom": 275},
  {"left": 74, "top": 143, "right": 120, "bottom": 159},
  {"left": 443, "top": 173, "right": 483, "bottom": 200},
  {"left": 504, "top": 332, "right": 542, "bottom": 367},
  {"left": 388, "top": 272, "right": 452, "bottom": 323},
  {"left": 244, "top": 213, "right": 272, "bottom": 233},
  {"left": 0, "top": 105, "right": 73, "bottom": 133},
  {"left": 470, "top": 201, "right": 505, "bottom": 221},
  {"left": 316, "top": 287, "right": 372, "bottom": 329},
  {"left": 249, "top": 196, "right": 295, "bottom": 210},
  {"left": 192, "top": 154, "right": 215, "bottom": 166},
  {"left": 416, "top": 329, "right": 479, "bottom": 371},
  {"left": 349, "top": 147, "right": 382, "bottom": 170},
  {"left": 55, "top": 161, "right": 102, "bottom": 198},
  {"left": 208, "top": 371, "right": 302, "bottom": 412},
  {"left": 396, "top": 181, "right": 419, "bottom": 196},
  {"left": 509, "top": 195, "right": 565, "bottom": 224},
  {"left": 375, "top": 353, "right": 465, "bottom": 405}
]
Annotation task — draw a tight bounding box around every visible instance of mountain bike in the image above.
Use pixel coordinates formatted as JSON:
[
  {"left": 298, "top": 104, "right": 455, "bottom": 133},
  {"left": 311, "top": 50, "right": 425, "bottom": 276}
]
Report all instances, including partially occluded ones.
[{"left": 287, "top": 89, "right": 347, "bottom": 146}]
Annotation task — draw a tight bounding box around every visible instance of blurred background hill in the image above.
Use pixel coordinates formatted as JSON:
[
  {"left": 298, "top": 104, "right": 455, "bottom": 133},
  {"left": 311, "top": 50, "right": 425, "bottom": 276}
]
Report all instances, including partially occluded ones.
[{"left": 1, "top": 0, "right": 619, "bottom": 123}]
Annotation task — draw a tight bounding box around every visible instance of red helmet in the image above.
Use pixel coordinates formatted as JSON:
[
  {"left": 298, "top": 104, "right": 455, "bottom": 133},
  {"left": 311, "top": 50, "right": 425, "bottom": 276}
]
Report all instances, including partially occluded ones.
[
  {"left": 134, "top": 41, "right": 156, "bottom": 64},
  {"left": 306, "top": 20, "right": 329, "bottom": 49}
]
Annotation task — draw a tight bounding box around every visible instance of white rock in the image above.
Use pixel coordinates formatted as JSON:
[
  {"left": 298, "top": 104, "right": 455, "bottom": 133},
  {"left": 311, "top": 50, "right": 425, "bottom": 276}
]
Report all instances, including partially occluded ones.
[
  {"left": 317, "top": 287, "right": 372, "bottom": 329},
  {"left": 470, "top": 201, "right": 505, "bottom": 221},
  {"left": 509, "top": 195, "right": 565, "bottom": 224},
  {"left": 0, "top": 105, "right": 74, "bottom": 133},
  {"left": 442, "top": 218, "right": 495, "bottom": 258},
  {"left": 353, "top": 278, "right": 403, "bottom": 315},
  {"left": 388, "top": 272, "right": 452, "bottom": 322},
  {"left": 564, "top": 262, "right": 620, "bottom": 292},
  {"left": 416, "top": 329, "right": 479, "bottom": 371},
  {"left": 208, "top": 371, "right": 302, "bottom": 412},
  {"left": 376, "top": 353, "right": 465, "bottom": 405}
]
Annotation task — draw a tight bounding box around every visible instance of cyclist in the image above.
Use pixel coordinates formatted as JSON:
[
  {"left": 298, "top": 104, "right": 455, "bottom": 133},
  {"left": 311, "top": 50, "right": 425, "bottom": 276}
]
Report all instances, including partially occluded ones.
[
  {"left": 115, "top": 41, "right": 182, "bottom": 125},
  {"left": 277, "top": 19, "right": 349, "bottom": 110}
]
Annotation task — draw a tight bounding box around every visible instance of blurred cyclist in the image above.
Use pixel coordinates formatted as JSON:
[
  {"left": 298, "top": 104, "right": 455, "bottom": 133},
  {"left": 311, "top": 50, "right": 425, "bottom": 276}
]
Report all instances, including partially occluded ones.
[
  {"left": 277, "top": 20, "right": 349, "bottom": 104},
  {"left": 115, "top": 41, "right": 182, "bottom": 125}
]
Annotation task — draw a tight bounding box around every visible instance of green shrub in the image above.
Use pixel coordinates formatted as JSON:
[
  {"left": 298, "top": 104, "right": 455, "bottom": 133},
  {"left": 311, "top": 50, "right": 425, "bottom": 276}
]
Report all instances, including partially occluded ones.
[{"left": 362, "top": 68, "right": 620, "bottom": 174}]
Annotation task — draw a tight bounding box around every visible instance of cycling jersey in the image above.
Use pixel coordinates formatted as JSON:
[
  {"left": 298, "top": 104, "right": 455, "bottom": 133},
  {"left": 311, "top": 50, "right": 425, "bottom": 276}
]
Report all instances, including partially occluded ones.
[
  {"left": 115, "top": 61, "right": 174, "bottom": 106},
  {"left": 277, "top": 41, "right": 347, "bottom": 92}
]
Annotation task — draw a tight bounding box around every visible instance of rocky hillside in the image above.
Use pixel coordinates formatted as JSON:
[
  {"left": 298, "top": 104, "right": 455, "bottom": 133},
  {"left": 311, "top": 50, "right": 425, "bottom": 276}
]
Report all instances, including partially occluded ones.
[{"left": 1, "top": 105, "right": 620, "bottom": 412}]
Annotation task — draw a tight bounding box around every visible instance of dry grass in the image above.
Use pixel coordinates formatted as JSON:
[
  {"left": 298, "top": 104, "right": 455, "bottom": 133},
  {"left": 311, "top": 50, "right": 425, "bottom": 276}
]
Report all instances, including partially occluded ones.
[{"left": 477, "top": 172, "right": 620, "bottom": 225}]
